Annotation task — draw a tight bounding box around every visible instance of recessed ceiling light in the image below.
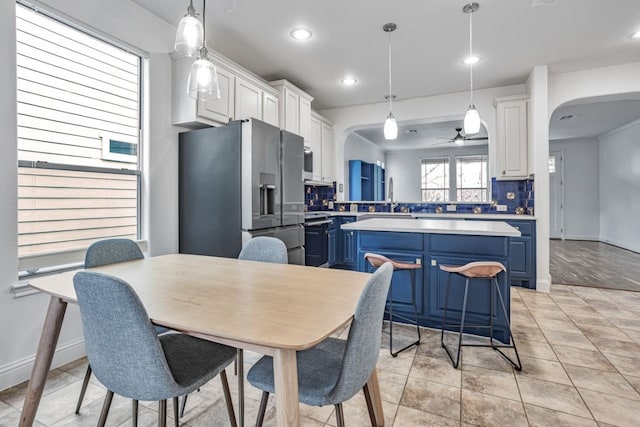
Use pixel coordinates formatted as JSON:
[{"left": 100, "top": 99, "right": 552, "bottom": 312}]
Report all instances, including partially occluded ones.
[
  {"left": 340, "top": 77, "right": 357, "bottom": 86},
  {"left": 290, "top": 28, "right": 312, "bottom": 41},
  {"left": 632, "top": 30, "right": 640, "bottom": 39},
  {"left": 405, "top": 129, "right": 418, "bottom": 134},
  {"left": 558, "top": 114, "right": 576, "bottom": 121},
  {"left": 464, "top": 56, "right": 479, "bottom": 65}
]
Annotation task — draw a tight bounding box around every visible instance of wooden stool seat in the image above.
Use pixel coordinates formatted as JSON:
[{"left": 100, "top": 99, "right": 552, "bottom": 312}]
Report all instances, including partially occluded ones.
[
  {"left": 364, "top": 253, "right": 422, "bottom": 270},
  {"left": 439, "top": 261, "right": 505, "bottom": 278}
]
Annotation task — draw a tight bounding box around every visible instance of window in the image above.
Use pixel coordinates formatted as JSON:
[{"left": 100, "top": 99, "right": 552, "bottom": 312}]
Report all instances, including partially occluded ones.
[
  {"left": 455, "top": 155, "right": 488, "bottom": 202},
  {"left": 421, "top": 154, "right": 488, "bottom": 202},
  {"left": 16, "top": 3, "right": 142, "bottom": 272},
  {"left": 421, "top": 158, "right": 450, "bottom": 202}
]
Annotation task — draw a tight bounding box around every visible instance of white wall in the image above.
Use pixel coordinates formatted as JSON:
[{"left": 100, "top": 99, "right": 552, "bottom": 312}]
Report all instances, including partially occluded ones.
[
  {"left": 598, "top": 120, "right": 640, "bottom": 253},
  {"left": 0, "top": 0, "right": 179, "bottom": 390},
  {"left": 321, "top": 84, "right": 527, "bottom": 200},
  {"left": 386, "top": 145, "right": 488, "bottom": 202},
  {"left": 550, "top": 138, "right": 600, "bottom": 240}
]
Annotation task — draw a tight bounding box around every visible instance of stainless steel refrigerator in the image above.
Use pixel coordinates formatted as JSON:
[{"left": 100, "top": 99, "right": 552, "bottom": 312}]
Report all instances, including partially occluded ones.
[{"left": 179, "top": 119, "right": 305, "bottom": 264}]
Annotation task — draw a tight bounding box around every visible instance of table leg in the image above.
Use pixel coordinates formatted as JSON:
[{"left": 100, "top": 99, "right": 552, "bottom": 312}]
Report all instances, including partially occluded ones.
[
  {"left": 273, "top": 349, "right": 300, "bottom": 427},
  {"left": 366, "top": 369, "right": 385, "bottom": 427},
  {"left": 20, "top": 296, "right": 68, "bottom": 427}
]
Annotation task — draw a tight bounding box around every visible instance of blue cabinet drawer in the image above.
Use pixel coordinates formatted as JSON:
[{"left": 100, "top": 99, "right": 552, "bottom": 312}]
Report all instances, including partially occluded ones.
[
  {"left": 360, "top": 232, "right": 423, "bottom": 251},
  {"left": 428, "top": 234, "right": 509, "bottom": 257}
]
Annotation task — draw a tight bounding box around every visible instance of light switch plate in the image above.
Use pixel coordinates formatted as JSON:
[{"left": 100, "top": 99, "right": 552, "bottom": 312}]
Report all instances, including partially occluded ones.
[
  {"left": 446, "top": 204, "right": 457, "bottom": 212},
  {"left": 497, "top": 205, "right": 508, "bottom": 212}
]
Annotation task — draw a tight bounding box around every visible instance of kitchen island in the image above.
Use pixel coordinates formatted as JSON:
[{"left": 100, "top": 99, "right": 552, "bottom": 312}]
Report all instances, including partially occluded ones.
[{"left": 342, "top": 218, "right": 520, "bottom": 343}]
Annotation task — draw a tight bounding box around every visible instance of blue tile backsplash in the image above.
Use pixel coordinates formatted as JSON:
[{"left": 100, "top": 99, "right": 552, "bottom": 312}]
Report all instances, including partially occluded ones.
[
  {"left": 304, "top": 183, "right": 337, "bottom": 211},
  {"left": 331, "top": 177, "right": 535, "bottom": 215}
]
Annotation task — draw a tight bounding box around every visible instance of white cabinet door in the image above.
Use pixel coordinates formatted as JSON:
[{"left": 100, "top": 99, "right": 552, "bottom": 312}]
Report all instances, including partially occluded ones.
[
  {"left": 284, "top": 89, "right": 299, "bottom": 134},
  {"left": 309, "top": 115, "right": 322, "bottom": 181},
  {"left": 321, "top": 122, "right": 334, "bottom": 182},
  {"left": 496, "top": 96, "right": 528, "bottom": 180},
  {"left": 299, "top": 97, "right": 311, "bottom": 142},
  {"left": 262, "top": 92, "right": 279, "bottom": 127},
  {"left": 235, "top": 77, "right": 262, "bottom": 121},
  {"left": 197, "top": 67, "right": 234, "bottom": 124}
]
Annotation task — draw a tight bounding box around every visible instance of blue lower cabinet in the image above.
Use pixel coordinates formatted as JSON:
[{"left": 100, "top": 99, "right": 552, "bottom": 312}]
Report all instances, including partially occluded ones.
[
  {"left": 332, "top": 216, "right": 357, "bottom": 269},
  {"left": 305, "top": 223, "right": 327, "bottom": 267},
  {"left": 328, "top": 220, "right": 337, "bottom": 267},
  {"left": 353, "top": 229, "right": 512, "bottom": 344}
]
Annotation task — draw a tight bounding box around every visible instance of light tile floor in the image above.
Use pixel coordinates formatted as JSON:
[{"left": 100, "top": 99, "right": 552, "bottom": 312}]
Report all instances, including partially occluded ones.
[{"left": 2, "top": 284, "right": 640, "bottom": 426}]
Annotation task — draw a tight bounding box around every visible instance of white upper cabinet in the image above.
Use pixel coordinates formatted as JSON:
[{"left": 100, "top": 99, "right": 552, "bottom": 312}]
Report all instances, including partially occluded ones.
[
  {"left": 270, "top": 80, "right": 313, "bottom": 142},
  {"left": 262, "top": 92, "right": 279, "bottom": 127},
  {"left": 310, "top": 111, "right": 334, "bottom": 183},
  {"left": 197, "top": 66, "right": 234, "bottom": 124},
  {"left": 495, "top": 94, "right": 529, "bottom": 180},
  {"left": 235, "top": 77, "right": 262, "bottom": 121},
  {"left": 172, "top": 51, "right": 279, "bottom": 128}
]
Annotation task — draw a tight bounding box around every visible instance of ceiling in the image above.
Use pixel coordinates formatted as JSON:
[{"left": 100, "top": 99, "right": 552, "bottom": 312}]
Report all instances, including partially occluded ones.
[{"left": 133, "top": 0, "right": 640, "bottom": 111}]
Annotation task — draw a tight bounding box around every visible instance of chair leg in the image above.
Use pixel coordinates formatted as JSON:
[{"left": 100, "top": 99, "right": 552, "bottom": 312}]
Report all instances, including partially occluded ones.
[
  {"left": 220, "top": 370, "right": 238, "bottom": 427},
  {"left": 158, "top": 400, "right": 167, "bottom": 427},
  {"left": 97, "top": 390, "right": 113, "bottom": 427},
  {"left": 440, "top": 272, "right": 452, "bottom": 348},
  {"left": 256, "top": 392, "right": 269, "bottom": 427},
  {"left": 334, "top": 403, "right": 345, "bottom": 427},
  {"left": 410, "top": 269, "right": 422, "bottom": 343},
  {"left": 454, "top": 279, "right": 470, "bottom": 369},
  {"left": 75, "top": 364, "right": 92, "bottom": 414},
  {"left": 179, "top": 394, "right": 188, "bottom": 418},
  {"left": 132, "top": 400, "right": 138, "bottom": 427},
  {"left": 362, "top": 384, "right": 377, "bottom": 427},
  {"left": 173, "top": 396, "right": 179, "bottom": 427},
  {"left": 237, "top": 349, "right": 244, "bottom": 427}
]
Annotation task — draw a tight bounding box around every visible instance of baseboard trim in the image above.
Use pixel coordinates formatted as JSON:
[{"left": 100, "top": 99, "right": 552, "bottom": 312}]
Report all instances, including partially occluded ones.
[
  {"left": 0, "top": 338, "right": 85, "bottom": 392},
  {"left": 537, "top": 278, "right": 551, "bottom": 293},
  {"left": 599, "top": 238, "right": 640, "bottom": 254},
  {"left": 563, "top": 235, "right": 599, "bottom": 241}
]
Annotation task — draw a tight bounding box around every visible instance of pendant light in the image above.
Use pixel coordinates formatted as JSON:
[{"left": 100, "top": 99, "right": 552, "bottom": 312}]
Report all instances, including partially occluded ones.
[
  {"left": 187, "top": 0, "right": 221, "bottom": 101},
  {"left": 383, "top": 23, "right": 398, "bottom": 140},
  {"left": 174, "top": 0, "right": 203, "bottom": 57},
  {"left": 463, "top": 3, "right": 481, "bottom": 135}
]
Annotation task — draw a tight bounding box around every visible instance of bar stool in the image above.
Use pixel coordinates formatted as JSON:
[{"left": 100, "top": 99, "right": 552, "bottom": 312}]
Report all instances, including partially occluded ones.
[
  {"left": 440, "top": 261, "right": 522, "bottom": 370},
  {"left": 364, "top": 253, "right": 421, "bottom": 357}
]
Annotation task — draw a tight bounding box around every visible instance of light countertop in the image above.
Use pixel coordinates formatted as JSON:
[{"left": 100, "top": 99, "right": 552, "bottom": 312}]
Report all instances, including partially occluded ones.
[
  {"left": 340, "top": 218, "right": 521, "bottom": 237},
  {"left": 328, "top": 211, "right": 535, "bottom": 220}
]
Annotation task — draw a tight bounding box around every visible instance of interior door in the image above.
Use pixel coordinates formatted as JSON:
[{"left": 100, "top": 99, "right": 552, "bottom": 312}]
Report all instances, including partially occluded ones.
[{"left": 549, "top": 151, "right": 564, "bottom": 239}]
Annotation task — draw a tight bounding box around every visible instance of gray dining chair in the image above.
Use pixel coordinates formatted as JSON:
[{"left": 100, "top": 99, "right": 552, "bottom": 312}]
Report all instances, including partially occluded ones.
[
  {"left": 195, "top": 236, "right": 287, "bottom": 426},
  {"left": 73, "top": 271, "right": 238, "bottom": 427},
  {"left": 238, "top": 236, "right": 288, "bottom": 264},
  {"left": 76, "top": 238, "right": 170, "bottom": 416},
  {"left": 247, "top": 262, "right": 393, "bottom": 427}
]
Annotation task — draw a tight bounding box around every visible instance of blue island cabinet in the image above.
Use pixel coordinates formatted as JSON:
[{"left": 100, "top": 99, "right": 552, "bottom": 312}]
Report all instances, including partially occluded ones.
[{"left": 356, "top": 230, "right": 512, "bottom": 344}]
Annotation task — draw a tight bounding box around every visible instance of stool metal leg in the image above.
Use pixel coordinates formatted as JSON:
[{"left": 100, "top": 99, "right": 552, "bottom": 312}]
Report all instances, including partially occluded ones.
[
  {"left": 492, "top": 277, "right": 522, "bottom": 371},
  {"left": 388, "top": 269, "right": 421, "bottom": 357},
  {"left": 440, "top": 271, "right": 451, "bottom": 348},
  {"left": 442, "top": 275, "right": 470, "bottom": 369}
]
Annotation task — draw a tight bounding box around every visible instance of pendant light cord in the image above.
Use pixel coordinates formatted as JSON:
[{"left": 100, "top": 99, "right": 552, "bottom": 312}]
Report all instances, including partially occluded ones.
[
  {"left": 202, "top": 0, "right": 206, "bottom": 48},
  {"left": 469, "top": 5, "right": 474, "bottom": 104},
  {"left": 388, "top": 29, "right": 393, "bottom": 113}
]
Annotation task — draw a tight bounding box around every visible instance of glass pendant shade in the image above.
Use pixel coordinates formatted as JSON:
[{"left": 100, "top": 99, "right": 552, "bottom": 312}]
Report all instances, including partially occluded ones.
[
  {"left": 464, "top": 104, "right": 481, "bottom": 135},
  {"left": 188, "top": 49, "right": 221, "bottom": 101},
  {"left": 384, "top": 112, "right": 398, "bottom": 140},
  {"left": 174, "top": 9, "right": 203, "bottom": 57}
]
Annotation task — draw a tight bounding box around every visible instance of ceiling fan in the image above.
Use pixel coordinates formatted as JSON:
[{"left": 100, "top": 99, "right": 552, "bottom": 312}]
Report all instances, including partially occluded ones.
[{"left": 443, "top": 127, "right": 488, "bottom": 145}]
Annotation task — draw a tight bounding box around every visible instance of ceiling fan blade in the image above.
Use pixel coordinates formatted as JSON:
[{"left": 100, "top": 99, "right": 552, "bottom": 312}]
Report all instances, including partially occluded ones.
[{"left": 464, "top": 136, "right": 488, "bottom": 141}]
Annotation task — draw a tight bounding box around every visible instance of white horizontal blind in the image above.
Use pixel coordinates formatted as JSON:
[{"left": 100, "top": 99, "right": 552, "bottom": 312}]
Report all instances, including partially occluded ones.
[
  {"left": 16, "top": 4, "right": 141, "bottom": 263},
  {"left": 421, "top": 158, "right": 450, "bottom": 202},
  {"left": 455, "top": 155, "right": 488, "bottom": 202}
]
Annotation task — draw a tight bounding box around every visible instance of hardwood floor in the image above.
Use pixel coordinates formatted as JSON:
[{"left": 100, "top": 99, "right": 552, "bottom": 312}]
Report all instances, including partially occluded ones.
[{"left": 550, "top": 240, "right": 640, "bottom": 291}]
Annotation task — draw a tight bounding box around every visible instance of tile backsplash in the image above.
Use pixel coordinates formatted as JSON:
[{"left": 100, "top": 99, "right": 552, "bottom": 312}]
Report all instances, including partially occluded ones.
[
  {"left": 332, "top": 177, "right": 535, "bottom": 215},
  {"left": 304, "top": 183, "right": 336, "bottom": 211}
]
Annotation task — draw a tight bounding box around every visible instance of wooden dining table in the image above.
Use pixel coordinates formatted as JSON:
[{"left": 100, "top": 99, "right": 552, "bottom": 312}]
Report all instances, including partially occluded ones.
[{"left": 19, "top": 254, "right": 384, "bottom": 427}]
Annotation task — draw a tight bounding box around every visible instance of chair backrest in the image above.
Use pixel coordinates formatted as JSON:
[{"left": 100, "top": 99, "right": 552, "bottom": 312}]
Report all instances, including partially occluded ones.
[
  {"left": 238, "top": 236, "right": 288, "bottom": 264},
  {"left": 73, "top": 271, "right": 182, "bottom": 401},
  {"left": 84, "top": 238, "right": 144, "bottom": 268},
  {"left": 328, "top": 262, "right": 393, "bottom": 403}
]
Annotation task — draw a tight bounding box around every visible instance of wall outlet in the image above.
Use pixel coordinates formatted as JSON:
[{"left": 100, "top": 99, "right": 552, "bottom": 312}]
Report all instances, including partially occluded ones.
[
  {"left": 328, "top": 201, "right": 334, "bottom": 209},
  {"left": 496, "top": 205, "right": 508, "bottom": 212},
  {"left": 446, "top": 204, "right": 457, "bottom": 212}
]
